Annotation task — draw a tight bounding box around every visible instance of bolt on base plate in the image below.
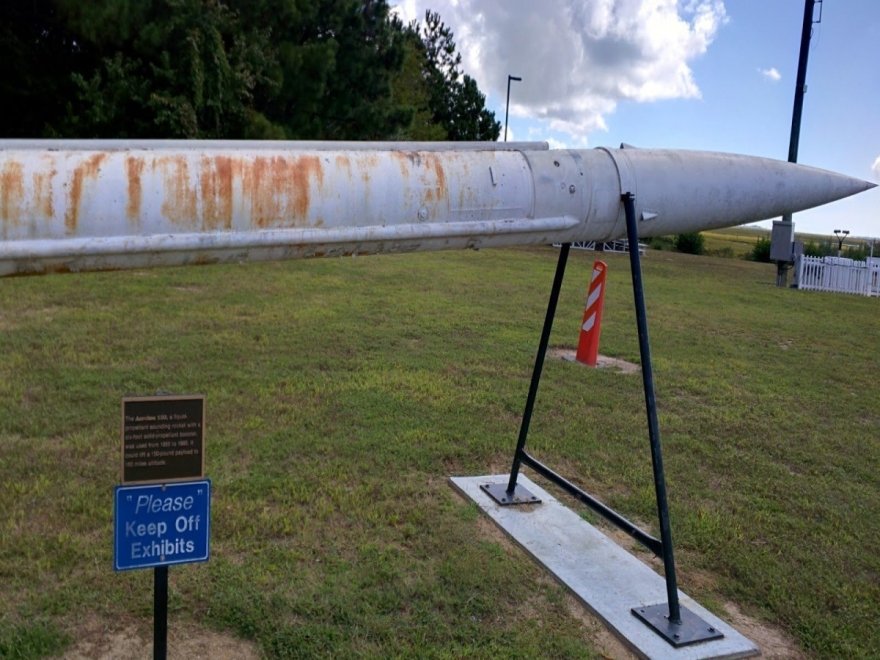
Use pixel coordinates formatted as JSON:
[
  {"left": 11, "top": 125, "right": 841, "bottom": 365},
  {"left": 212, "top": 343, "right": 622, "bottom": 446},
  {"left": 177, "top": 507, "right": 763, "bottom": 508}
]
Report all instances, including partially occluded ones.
[
  {"left": 480, "top": 482, "right": 541, "bottom": 506},
  {"left": 631, "top": 603, "right": 724, "bottom": 648}
]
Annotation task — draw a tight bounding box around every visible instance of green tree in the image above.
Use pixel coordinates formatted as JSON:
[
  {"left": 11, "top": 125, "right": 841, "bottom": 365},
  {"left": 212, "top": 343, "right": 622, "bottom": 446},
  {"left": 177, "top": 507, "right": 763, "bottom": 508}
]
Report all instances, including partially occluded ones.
[
  {"left": 0, "top": 0, "right": 82, "bottom": 137},
  {"left": 748, "top": 237, "right": 772, "bottom": 262},
  {"left": 674, "top": 232, "right": 705, "bottom": 255},
  {"left": 243, "top": 0, "right": 411, "bottom": 139},
  {"left": 1, "top": 0, "right": 271, "bottom": 138},
  {"left": 415, "top": 11, "right": 500, "bottom": 141},
  {"left": 803, "top": 240, "right": 832, "bottom": 258},
  {"left": 844, "top": 244, "right": 869, "bottom": 261},
  {"left": 389, "top": 26, "right": 446, "bottom": 140},
  {"left": 62, "top": 0, "right": 260, "bottom": 138},
  {"left": 0, "top": 1, "right": 495, "bottom": 142}
]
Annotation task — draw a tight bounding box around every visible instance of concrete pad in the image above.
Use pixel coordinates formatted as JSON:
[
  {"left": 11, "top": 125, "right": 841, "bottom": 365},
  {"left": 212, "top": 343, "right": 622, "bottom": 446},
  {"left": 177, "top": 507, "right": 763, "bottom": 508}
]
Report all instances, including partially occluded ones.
[{"left": 450, "top": 474, "right": 759, "bottom": 660}]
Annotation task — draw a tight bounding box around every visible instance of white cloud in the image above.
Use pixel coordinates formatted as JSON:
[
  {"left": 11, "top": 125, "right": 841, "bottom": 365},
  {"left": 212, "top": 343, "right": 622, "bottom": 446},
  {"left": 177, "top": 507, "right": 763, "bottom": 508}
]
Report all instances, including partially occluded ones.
[
  {"left": 873, "top": 155, "right": 880, "bottom": 180},
  {"left": 545, "top": 137, "right": 570, "bottom": 150},
  {"left": 394, "top": 0, "right": 728, "bottom": 143},
  {"left": 526, "top": 126, "right": 587, "bottom": 149},
  {"left": 759, "top": 67, "right": 781, "bottom": 82},
  {"left": 393, "top": 0, "right": 419, "bottom": 23}
]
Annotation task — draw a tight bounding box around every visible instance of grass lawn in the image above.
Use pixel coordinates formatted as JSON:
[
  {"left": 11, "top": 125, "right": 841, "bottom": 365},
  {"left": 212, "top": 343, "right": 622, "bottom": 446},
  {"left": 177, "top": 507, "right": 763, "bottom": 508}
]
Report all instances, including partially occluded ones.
[{"left": 1, "top": 246, "right": 878, "bottom": 658}]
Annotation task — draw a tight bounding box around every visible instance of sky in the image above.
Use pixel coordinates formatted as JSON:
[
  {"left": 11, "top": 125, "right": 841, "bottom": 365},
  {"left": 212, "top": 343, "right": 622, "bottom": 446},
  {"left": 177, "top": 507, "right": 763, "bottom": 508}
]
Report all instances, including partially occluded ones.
[{"left": 393, "top": 0, "right": 879, "bottom": 238}]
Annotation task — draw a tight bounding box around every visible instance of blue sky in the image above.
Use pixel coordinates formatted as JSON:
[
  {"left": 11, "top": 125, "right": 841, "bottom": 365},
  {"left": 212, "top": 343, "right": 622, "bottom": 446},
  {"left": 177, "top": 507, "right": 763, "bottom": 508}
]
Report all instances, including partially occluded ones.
[{"left": 394, "top": 1, "right": 879, "bottom": 238}]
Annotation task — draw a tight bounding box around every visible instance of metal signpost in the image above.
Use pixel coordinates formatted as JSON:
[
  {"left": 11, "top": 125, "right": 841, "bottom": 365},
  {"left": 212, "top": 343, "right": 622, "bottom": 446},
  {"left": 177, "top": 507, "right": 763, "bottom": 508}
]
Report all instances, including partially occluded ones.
[{"left": 116, "top": 395, "right": 209, "bottom": 660}]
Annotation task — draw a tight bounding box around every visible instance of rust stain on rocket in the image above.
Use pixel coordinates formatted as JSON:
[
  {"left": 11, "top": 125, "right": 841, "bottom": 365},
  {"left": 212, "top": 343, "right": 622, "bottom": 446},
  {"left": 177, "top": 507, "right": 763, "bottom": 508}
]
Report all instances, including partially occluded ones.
[
  {"left": 335, "top": 154, "right": 352, "bottom": 175},
  {"left": 288, "top": 155, "right": 323, "bottom": 222},
  {"left": 66, "top": 153, "right": 107, "bottom": 233},
  {"left": 157, "top": 156, "right": 197, "bottom": 227},
  {"left": 199, "top": 155, "right": 235, "bottom": 230},
  {"left": 391, "top": 151, "right": 412, "bottom": 179},
  {"left": 358, "top": 153, "right": 378, "bottom": 188},
  {"left": 242, "top": 155, "right": 323, "bottom": 228},
  {"left": 426, "top": 153, "right": 448, "bottom": 206},
  {"left": 0, "top": 160, "right": 25, "bottom": 231},
  {"left": 149, "top": 154, "right": 323, "bottom": 230},
  {"left": 32, "top": 169, "right": 56, "bottom": 219},
  {"left": 244, "top": 157, "right": 270, "bottom": 227},
  {"left": 125, "top": 157, "right": 145, "bottom": 223}
]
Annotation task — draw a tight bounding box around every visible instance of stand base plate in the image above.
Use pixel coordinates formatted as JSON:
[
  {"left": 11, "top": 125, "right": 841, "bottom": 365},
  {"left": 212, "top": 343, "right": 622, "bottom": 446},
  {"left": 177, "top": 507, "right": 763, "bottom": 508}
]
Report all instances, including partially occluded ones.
[
  {"left": 452, "top": 475, "right": 759, "bottom": 659},
  {"left": 631, "top": 603, "right": 725, "bottom": 648},
  {"left": 479, "top": 482, "right": 541, "bottom": 505}
]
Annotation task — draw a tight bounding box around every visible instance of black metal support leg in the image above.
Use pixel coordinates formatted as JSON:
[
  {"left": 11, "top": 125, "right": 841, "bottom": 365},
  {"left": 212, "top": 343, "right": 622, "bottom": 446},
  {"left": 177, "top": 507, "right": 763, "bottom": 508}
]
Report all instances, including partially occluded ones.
[
  {"left": 506, "top": 241, "right": 571, "bottom": 493},
  {"left": 621, "top": 194, "right": 681, "bottom": 622},
  {"left": 479, "top": 197, "right": 723, "bottom": 647},
  {"left": 482, "top": 240, "right": 663, "bottom": 555},
  {"left": 622, "top": 193, "right": 723, "bottom": 647},
  {"left": 481, "top": 243, "right": 571, "bottom": 506}
]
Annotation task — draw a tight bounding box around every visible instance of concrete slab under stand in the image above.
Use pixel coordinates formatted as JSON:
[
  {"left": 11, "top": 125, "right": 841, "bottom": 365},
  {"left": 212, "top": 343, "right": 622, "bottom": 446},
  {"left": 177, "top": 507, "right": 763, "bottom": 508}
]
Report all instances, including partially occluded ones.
[{"left": 449, "top": 474, "right": 759, "bottom": 660}]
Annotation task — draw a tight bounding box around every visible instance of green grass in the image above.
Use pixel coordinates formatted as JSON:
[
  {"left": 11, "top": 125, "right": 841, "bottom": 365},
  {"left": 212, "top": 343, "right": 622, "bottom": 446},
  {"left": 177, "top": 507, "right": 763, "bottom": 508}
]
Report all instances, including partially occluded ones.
[
  {"left": 0, "top": 621, "right": 67, "bottom": 660},
  {"left": 1, "top": 247, "right": 878, "bottom": 658}
]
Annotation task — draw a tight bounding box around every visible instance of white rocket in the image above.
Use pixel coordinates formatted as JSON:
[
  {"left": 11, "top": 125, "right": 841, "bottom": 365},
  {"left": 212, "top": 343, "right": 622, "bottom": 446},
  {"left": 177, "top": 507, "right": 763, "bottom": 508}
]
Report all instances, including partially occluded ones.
[{"left": 0, "top": 140, "right": 874, "bottom": 276}]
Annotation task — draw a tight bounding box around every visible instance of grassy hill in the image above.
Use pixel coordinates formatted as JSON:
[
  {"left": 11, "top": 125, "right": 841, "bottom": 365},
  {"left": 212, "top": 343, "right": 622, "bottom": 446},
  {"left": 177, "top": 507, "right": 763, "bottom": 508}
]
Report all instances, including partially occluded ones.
[{"left": 702, "top": 225, "right": 876, "bottom": 261}]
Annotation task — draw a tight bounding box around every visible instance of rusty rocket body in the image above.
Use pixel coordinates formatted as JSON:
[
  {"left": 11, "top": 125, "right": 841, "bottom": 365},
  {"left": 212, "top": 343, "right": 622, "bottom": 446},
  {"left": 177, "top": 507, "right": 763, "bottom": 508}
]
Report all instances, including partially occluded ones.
[{"left": 0, "top": 140, "right": 873, "bottom": 276}]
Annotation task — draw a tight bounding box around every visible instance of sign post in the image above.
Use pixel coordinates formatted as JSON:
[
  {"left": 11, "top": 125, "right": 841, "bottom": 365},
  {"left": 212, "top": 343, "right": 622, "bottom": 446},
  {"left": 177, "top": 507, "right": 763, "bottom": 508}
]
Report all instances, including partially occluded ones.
[{"left": 115, "top": 395, "right": 209, "bottom": 660}]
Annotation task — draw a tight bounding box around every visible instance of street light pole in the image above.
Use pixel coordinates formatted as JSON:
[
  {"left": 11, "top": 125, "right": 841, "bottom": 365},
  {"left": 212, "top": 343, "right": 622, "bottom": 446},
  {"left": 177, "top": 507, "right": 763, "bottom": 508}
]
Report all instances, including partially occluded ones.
[
  {"left": 776, "top": 0, "right": 820, "bottom": 287},
  {"left": 833, "top": 229, "right": 849, "bottom": 256},
  {"left": 504, "top": 75, "right": 522, "bottom": 142}
]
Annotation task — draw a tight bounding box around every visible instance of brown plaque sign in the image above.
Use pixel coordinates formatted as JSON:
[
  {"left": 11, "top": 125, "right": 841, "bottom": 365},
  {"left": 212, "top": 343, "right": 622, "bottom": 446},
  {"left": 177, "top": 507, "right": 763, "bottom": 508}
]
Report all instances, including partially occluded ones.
[{"left": 121, "top": 395, "right": 205, "bottom": 484}]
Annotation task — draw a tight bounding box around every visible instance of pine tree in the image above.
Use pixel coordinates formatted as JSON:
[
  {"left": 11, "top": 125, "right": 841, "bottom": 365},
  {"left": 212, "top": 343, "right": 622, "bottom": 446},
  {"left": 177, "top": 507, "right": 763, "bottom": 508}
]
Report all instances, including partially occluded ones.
[
  {"left": 0, "top": 1, "right": 498, "bottom": 142},
  {"left": 415, "top": 10, "right": 500, "bottom": 141}
]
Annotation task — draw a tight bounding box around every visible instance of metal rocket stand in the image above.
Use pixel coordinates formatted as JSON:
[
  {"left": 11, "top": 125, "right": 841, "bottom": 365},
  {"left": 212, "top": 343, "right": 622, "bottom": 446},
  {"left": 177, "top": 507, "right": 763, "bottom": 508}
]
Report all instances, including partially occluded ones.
[{"left": 482, "top": 193, "right": 722, "bottom": 648}]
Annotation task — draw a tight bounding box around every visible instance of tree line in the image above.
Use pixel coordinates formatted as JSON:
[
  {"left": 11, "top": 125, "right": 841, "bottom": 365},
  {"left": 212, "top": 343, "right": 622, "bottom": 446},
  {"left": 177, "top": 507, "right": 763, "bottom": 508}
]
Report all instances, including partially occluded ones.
[{"left": 0, "top": 1, "right": 500, "bottom": 141}]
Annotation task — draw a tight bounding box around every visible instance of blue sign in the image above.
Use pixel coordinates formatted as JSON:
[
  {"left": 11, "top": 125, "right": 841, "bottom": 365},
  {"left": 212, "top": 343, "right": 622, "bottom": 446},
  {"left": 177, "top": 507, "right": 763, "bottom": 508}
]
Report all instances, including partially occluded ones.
[{"left": 114, "top": 480, "right": 211, "bottom": 571}]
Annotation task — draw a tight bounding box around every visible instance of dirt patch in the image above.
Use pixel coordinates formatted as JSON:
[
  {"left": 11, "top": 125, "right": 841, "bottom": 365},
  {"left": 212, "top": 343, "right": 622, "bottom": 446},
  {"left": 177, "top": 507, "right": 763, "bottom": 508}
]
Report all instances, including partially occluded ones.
[
  {"left": 63, "top": 618, "right": 259, "bottom": 660},
  {"left": 722, "top": 601, "right": 805, "bottom": 659},
  {"left": 548, "top": 347, "right": 640, "bottom": 374},
  {"left": 547, "top": 587, "right": 634, "bottom": 659}
]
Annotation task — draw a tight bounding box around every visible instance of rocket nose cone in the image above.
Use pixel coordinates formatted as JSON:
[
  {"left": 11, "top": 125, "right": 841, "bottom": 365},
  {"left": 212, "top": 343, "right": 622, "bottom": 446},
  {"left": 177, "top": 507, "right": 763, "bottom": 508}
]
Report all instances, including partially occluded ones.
[
  {"left": 600, "top": 149, "right": 879, "bottom": 238},
  {"left": 798, "top": 163, "right": 876, "bottom": 200}
]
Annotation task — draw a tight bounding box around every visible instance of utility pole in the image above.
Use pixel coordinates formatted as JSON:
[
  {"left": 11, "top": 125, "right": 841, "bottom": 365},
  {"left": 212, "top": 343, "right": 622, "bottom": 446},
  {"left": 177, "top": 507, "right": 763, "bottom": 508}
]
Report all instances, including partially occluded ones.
[
  {"left": 775, "top": 0, "right": 823, "bottom": 287},
  {"left": 834, "top": 229, "right": 849, "bottom": 257}
]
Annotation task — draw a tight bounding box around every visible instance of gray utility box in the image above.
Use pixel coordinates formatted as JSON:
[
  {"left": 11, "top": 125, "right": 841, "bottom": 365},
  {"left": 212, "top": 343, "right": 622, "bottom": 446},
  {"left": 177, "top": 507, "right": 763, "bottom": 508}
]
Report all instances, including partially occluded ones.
[{"left": 770, "top": 220, "right": 795, "bottom": 262}]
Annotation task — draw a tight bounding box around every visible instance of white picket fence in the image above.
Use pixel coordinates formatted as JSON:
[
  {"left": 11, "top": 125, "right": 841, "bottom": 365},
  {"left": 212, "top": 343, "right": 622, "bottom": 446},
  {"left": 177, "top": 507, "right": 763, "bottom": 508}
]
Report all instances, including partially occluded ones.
[{"left": 796, "top": 255, "right": 880, "bottom": 296}]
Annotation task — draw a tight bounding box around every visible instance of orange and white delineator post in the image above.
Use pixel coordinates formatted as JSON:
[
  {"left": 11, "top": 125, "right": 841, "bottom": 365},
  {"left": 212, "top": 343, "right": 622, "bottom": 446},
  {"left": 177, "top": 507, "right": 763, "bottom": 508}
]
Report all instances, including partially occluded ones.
[{"left": 576, "top": 260, "right": 608, "bottom": 366}]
